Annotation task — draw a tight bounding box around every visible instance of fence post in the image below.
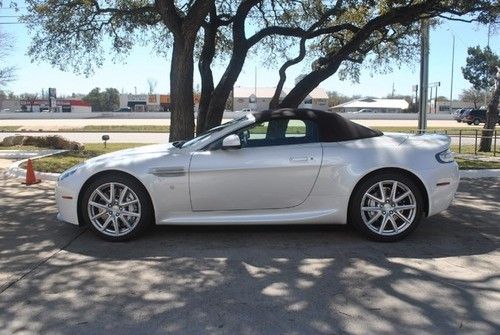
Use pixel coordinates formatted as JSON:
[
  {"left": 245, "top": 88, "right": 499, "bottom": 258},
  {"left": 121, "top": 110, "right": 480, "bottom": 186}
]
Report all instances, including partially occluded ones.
[
  {"left": 474, "top": 129, "right": 478, "bottom": 155},
  {"left": 459, "top": 129, "right": 462, "bottom": 153}
]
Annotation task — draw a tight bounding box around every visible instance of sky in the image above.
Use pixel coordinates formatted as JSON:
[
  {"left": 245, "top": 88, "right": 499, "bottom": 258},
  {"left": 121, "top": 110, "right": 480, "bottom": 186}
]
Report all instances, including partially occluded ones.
[{"left": 1, "top": 4, "right": 499, "bottom": 100}]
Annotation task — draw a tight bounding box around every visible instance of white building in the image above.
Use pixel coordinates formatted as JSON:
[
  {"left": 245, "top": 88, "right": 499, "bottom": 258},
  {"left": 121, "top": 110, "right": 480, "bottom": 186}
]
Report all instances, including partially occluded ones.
[
  {"left": 232, "top": 87, "right": 329, "bottom": 111},
  {"left": 330, "top": 97, "right": 410, "bottom": 113}
]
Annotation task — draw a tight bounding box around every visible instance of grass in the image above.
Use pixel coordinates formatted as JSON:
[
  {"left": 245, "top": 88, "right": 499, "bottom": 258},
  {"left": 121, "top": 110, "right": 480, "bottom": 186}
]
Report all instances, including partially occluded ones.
[
  {"left": 3, "top": 138, "right": 499, "bottom": 173},
  {"left": 455, "top": 158, "right": 500, "bottom": 170},
  {"left": 21, "top": 143, "right": 144, "bottom": 173},
  {"left": 0, "top": 126, "right": 21, "bottom": 132},
  {"left": 63, "top": 125, "right": 170, "bottom": 133}
]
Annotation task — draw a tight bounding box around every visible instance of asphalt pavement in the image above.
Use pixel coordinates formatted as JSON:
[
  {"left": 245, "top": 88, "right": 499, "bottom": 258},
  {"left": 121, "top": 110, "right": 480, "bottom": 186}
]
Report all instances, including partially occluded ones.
[{"left": 0, "top": 173, "right": 499, "bottom": 334}]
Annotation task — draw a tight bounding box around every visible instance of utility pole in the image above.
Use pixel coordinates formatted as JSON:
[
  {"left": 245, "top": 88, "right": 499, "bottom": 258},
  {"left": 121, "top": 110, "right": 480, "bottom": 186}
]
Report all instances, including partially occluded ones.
[
  {"left": 429, "top": 82, "right": 440, "bottom": 113},
  {"left": 418, "top": 19, "right": 429, "bottom": 134},
  {"left": 412, "top": 85, "right": 418, "bottom": 113},
  {"left": 449, "top": 33, "right": 455, "bottom": 113}
]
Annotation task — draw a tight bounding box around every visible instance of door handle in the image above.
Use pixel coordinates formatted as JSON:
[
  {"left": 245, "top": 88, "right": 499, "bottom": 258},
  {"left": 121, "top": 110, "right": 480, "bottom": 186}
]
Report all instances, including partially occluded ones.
[{"left": 290, "top": 156, "right": 309, "bottom": 162}]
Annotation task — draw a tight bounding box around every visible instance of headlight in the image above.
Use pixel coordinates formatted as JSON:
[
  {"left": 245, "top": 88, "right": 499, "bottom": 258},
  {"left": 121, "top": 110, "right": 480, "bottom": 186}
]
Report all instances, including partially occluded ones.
[
  {"left": 58, "top": 164, "right": 82, "bottom": 181},
  {"left": 435, "top": 148, "right": 454, "bottom": 163}
]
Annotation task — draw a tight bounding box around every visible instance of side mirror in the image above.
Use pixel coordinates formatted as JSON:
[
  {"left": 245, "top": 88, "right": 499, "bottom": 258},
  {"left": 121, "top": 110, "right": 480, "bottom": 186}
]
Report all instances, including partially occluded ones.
[{"left": 222, "top": 134, "right": 241, "bottom": 149}]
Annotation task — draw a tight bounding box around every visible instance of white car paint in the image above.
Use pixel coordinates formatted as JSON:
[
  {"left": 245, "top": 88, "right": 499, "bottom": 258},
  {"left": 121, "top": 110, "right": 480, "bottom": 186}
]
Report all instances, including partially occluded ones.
[{"left": 55, "top": 113, "right": 459, "bottom": 229}]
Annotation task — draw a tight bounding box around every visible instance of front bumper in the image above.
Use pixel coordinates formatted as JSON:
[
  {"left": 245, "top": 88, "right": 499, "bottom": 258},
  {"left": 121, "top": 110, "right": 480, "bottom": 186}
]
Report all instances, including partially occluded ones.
[{"left": 55, "top": 181, "right": 80, "bottom": 226}]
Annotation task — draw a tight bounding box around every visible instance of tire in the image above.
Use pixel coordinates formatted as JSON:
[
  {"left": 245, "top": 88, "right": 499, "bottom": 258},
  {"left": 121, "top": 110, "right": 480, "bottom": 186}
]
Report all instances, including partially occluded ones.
[
  {"left": 348, "top": 173, "right": 424, "bottom": 242},
  {"left": 80, "top": 173, "right": 153, "bottom": 241},
  {"left": 473, "top": 118, "right": 480, "bottom": 125},
  {"left": 467, "top": 122, "right": 472, "bottom": 125}
]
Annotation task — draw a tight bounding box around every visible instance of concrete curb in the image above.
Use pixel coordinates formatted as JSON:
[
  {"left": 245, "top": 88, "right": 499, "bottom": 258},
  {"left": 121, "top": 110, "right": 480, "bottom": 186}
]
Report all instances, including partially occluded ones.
[
  {"left": 459, "top": 169, "right": 500, "bottom": 179},
  {"left": 5, "top": 150, "right": 68, "bottom": 182}
]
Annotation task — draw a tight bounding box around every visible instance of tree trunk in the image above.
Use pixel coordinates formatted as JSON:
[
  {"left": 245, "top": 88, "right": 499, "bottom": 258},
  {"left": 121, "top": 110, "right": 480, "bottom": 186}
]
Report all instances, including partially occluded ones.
[
  {"left": 169, "top": 38, "right": 195, "bottom": 142},
  {"left": 202, "top": 46, "right": 249, "bottom": 131},
  {"left": 196, "top": 11, "right": 217, "bottom": 135},
  {"left": 479, "top": 73, "right": 500, "bottom": 152},
  {"left": 278, "top": 61, "right": 342, "bottom": 108}
]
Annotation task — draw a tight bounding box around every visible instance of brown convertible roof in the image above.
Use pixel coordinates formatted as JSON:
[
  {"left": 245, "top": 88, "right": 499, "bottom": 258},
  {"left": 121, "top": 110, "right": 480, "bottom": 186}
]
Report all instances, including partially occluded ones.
[{"left": 252, "top": 108, "right": 383, "bottom": 142}]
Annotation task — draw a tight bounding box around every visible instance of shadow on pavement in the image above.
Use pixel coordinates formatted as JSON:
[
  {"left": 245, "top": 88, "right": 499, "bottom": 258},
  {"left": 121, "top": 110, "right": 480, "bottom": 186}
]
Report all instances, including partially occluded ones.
[{"left": 0, "top": 177, "right": 498, "bottom": 334}]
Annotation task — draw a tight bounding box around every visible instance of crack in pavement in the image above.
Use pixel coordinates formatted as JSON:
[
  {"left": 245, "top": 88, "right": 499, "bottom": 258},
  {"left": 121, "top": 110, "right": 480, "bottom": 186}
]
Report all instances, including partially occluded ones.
[{"left": 0, "top": 228, "right": 87, "bottom": 295}]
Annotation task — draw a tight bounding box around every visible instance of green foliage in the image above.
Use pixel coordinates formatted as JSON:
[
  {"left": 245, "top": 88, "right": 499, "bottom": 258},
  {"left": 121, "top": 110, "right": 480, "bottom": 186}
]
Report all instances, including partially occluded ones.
[
  {"left": 83, "top": 87, "right": 120, "bottom": 112},
  {"left": 327, "top": 91, "right": 350, "bottom": 107},
  {"left": 462, "top": 46, "right": 500, "bottom": 91},
  {"left": 0, "top": 29, "right": 15, "bottom": 87},
  {"left": 459, "top": 87, "right": 490, "bottom": 108}
]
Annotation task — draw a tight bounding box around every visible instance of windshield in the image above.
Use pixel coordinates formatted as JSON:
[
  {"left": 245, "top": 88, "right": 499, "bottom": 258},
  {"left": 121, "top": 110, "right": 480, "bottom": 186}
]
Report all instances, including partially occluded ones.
[{"left": 181, "top": 115, "right": 250, "bottom": 148}]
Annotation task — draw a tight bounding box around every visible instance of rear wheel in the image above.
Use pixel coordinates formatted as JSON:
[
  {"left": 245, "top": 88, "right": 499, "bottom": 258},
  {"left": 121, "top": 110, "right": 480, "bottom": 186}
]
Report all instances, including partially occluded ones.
[
  {"left": 349, "top": 173, "right": 424, "bottom": 242},
  {"left": 473, "top": 118, "right": 480, "bottom": 125},
  {"left": 81, "top": 174, "right": 153, "bottom": 241}
]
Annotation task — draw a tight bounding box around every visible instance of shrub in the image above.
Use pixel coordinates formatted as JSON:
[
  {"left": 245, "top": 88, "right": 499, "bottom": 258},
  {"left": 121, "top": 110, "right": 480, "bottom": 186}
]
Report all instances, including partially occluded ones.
[{"left": 0, "top": 135, "right": 84, "bottom": 150}]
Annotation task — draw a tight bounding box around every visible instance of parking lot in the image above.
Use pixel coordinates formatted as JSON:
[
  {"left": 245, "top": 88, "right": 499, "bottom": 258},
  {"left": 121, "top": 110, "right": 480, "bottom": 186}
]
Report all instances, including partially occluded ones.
[{"left": 0, "top": 172, "right": 499, "bottom": 334}]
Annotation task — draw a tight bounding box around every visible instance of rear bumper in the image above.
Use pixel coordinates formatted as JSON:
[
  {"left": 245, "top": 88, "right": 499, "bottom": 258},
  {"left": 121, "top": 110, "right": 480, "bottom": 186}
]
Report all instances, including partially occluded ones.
[{"left": 423, "top": 162, "right": 460, "bottom": 217}]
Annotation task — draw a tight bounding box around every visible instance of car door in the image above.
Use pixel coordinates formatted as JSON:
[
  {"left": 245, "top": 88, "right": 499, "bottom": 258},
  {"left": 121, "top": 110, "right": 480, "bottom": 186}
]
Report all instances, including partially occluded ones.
[{"left": 189, "top": 119, "right": 323, "bottom": 211}]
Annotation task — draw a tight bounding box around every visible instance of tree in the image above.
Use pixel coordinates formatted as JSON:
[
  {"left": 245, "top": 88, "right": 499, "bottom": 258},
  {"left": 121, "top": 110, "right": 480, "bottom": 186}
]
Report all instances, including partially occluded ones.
[
  {"left": 20, "top": 93, "right": 38, "bottom": 112},
  {"left": 462, "top": 46, "right": 500, "bottom": 152},
  {"left": 328, "top": 91, "right": 350, "bottom": 107},
  {"left": 23, "top": 1, "right": 498, "bottom": 140},
  {"left": 83, "top": 88, "right": 120, "bottom": 112},
  {"left": 0, "top": 29, "right": 15, "bottom": 87},
  {"left": 0, "top": 90, "right": 6, "bottom": 110},
  {"left": 198, "top": 1, "right": 499, "bottom": 133},
  {"left": 459, "top": 87, "right": 490, "bottom": 108},
  {"left": 102, "top": 88, "right": 120, "bottom": 111},
  {"left": 23, "top": 0, "right": 212, "bottom": 140},
  {"left": 147, "top": 78, "right": 158, "bottom": 95}
]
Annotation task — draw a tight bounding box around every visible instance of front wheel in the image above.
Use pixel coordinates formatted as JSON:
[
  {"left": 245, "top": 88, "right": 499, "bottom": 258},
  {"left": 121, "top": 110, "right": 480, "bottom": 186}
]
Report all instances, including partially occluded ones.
[
  {"left": 81, "top": 174, "right": 153, "bottom": 241},
  {"left": 349, "top": 173, "right": 424, "bottom": 242},
  {"left": 473, "top": 118, "right": 480, "bottom": 125}
]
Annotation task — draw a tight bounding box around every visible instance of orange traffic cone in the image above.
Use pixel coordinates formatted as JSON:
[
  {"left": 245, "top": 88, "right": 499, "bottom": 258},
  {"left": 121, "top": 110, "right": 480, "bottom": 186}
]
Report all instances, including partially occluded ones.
[{"left": 23, "top": 159, "right": 41, "bottom": 185}]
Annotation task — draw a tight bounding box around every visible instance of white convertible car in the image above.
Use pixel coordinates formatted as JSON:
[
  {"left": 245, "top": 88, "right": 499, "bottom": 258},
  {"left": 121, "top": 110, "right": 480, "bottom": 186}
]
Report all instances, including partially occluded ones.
[{"left": 56, "top": 109, "right": 459, "bottom": 242}]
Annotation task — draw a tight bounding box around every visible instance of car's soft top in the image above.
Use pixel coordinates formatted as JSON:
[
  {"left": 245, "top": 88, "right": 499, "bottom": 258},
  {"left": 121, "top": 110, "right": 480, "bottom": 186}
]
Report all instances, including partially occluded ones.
[{"left": 252, "top": 108, "right": 383, "bottom": 142}]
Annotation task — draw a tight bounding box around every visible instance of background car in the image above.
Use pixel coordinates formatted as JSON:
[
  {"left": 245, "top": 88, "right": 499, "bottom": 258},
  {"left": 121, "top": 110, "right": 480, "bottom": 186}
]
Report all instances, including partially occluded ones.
[
  {"left": 461, "top": 109, "right": 487, "bottom": 125},
  {"left": 452, "top": 108, "right": 470, "bottom": 122},
  {"left": 114, "top": 107, "right": 131, "bottom": 112},
  {"left": 56, "top": 108, "right": 459, "bottom": 242}
]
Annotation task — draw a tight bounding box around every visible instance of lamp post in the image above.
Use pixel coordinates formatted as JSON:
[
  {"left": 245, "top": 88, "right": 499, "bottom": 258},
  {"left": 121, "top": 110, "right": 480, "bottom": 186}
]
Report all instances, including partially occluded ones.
[{"left": 418, "top": 19, "right": 430, "bottom": 134}]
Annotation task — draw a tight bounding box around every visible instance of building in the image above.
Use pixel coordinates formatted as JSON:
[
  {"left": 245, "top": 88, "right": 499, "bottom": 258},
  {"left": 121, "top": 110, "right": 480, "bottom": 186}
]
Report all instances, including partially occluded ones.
[
  {"left": 429, "top": 100, "right": 474, "bottom": 114},
  {"left": 119, "top": 93, "right": 201, "bottom": 112},
  {"left": 19, "top": 99, "right": 91, "bottom": 113},
  {"left": 232, "top": 87, "right": 329, "bottom": 112},
  {"left": 330, "top": 98, "right": 409, "bottom": 113},
  {"left": 119, "top": 94, "right": 171, "bottom": 112}
]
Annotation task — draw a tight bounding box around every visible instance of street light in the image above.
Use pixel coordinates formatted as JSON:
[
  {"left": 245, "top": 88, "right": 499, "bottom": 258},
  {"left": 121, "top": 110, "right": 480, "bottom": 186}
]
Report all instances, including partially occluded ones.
[{"left": 447, "top": 29, "right": 455, "bottom": 114}]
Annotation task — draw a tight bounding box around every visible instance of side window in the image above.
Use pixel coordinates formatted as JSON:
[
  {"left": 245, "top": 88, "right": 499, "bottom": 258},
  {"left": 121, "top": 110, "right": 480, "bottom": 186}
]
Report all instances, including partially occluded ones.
[
  {"left": 235, "top": 119, "right": 318, "bottom": 148},
  {"left": 285, "top": 120, "right": 307, "bottom": 138}
]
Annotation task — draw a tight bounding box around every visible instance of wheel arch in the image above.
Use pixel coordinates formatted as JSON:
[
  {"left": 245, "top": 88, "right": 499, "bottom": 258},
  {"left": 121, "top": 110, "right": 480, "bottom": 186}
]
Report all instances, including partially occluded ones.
[
  {"left": 348, "top": 167, "right": 429, "bottom": 219},
  {"left": 77, "top": 170, "right": 156, "bottom": 226}
]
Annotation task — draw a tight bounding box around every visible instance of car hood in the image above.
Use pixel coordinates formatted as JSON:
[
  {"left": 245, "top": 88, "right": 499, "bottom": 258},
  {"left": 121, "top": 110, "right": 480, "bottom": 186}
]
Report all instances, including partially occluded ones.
[{"left": 84, "top": 143, "right": 176, "bottom": 167}]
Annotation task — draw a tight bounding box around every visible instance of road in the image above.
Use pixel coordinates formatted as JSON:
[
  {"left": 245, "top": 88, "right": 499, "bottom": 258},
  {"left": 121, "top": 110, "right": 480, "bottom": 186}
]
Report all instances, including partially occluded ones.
[{"left": 0, "top": 172, "right": 499, "bottom": 334}]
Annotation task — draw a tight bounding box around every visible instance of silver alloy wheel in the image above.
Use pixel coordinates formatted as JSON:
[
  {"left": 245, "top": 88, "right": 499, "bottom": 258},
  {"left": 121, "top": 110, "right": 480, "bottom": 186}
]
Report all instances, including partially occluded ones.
[
  {"left": 87, "top": 182, "right": 141, "bottom": 237},
  {"left": 360, "top": 180, "right": 416, "bottom": 236}
]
